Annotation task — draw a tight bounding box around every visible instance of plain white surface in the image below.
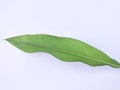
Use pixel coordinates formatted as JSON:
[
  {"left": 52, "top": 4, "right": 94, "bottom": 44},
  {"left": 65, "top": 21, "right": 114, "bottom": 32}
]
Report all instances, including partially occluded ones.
[{"left": 0, "top": 0, "right": 120, "bottom": 90}]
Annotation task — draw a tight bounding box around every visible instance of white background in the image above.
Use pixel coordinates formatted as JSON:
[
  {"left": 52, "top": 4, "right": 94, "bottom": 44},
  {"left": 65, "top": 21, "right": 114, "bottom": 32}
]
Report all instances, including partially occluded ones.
[{"left": 0, "top": 0, "right": 120, "bottom": 90}]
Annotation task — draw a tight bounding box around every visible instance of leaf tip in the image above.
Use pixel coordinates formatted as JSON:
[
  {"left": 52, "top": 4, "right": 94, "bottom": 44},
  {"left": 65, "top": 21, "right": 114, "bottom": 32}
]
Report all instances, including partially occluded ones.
[
  {"left": 5, "top": 37, "right": 13, "bottom": 44},
  {"left": 5, "top": 38, "right": 9, "bottom": 41}
]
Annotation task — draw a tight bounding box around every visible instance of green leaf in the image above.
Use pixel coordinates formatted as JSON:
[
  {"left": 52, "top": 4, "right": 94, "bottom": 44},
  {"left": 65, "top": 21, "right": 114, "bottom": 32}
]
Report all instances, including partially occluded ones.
[{"left": 6, "top": 34, "right": 120, "bottom": 68}]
